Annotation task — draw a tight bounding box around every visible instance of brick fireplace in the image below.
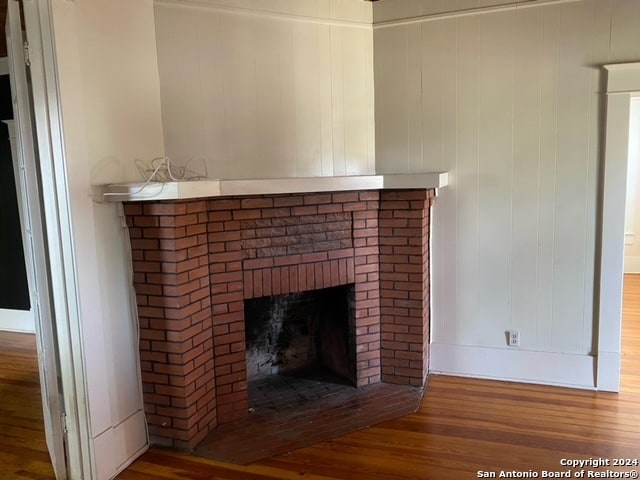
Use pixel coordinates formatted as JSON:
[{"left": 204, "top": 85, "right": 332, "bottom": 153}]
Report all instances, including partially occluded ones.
[{"left": 124, "top": 188, "right": 435, "bottom": 449}]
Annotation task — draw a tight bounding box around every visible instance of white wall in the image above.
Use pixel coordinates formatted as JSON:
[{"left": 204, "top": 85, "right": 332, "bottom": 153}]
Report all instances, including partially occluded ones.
[
  {"left": 154, "top": 0, "right": 375, "bottom": 179},
  {"left": 624, "top": 98, "right": 640, "bottom": 273},
  {"left": 374, "top": 0, "right": 640, "bottom": 388},
  {"left": 49, "top": 0, "right": 164, "bottom": 478}
]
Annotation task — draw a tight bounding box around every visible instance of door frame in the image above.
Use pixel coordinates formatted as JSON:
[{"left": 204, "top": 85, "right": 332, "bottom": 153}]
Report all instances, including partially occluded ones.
[
  {"left": 597, "top": 62, "right": 640, "bottom": 392},
  {"left": 14, "top": 0, "right": 96, "bottom": 477}
]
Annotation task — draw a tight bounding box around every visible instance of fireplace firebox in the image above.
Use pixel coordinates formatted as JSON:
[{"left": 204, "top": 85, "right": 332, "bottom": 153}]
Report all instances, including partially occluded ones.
[{"left": 245, "top": 285, "right": 356, "bottom": 385}]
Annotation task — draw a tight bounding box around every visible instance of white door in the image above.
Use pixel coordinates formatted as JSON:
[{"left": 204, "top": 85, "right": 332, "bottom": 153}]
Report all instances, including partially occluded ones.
[{"left": 6, "top": 1, "right": 67, "bottom": 478}]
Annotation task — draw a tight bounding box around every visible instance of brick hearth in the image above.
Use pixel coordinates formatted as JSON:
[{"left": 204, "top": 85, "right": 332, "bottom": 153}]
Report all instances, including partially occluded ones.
[{"left": 124, "top": 188, "right": 435, "bottom": 449}]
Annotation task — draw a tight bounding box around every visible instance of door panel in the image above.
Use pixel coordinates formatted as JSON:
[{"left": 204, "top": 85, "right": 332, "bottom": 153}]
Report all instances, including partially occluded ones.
[{"left": 6, "top": 1, "right": 67, "bottom": 477}]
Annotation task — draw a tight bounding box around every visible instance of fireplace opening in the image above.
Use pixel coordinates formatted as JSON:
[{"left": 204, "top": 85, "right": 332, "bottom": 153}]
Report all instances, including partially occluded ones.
[{"left": 244, "top": 284, "right": 356, "bottom": 387}]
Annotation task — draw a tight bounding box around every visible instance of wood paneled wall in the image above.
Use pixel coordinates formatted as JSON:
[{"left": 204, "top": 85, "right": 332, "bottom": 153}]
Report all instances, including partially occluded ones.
[
  {"left": 154, "top": 0, "right": 375, "bottom": 180},
  {"left": 374, "top": 0, "right": 640, "bottom": 386},
  {"left": 153, "top": 0, "right": 640, "bottom": 387}
]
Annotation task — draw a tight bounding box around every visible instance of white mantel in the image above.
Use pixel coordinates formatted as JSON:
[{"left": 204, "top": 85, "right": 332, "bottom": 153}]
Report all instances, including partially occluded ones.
[{"left": 92, "top": 172, "right": 448, "bottom": 203}]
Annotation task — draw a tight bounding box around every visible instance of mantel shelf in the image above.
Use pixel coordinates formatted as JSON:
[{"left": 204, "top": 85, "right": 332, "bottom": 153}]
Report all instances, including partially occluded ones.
[{"left": 92, "top": 172, "right": 448, "bottom": 203}]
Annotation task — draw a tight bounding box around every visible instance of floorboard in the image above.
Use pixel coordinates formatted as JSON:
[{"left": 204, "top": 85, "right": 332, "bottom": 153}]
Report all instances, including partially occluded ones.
[
  {"left": 2, "top": 275, "right": 640, "bottom": 479},
  {"left": 0, "top": 330, "right": 54, "bottom": 479}
]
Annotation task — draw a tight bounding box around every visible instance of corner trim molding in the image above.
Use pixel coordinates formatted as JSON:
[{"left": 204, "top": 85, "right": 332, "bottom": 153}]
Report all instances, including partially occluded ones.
[
  {"left": 373, "top": 0, "right": 583, "bottom": 29},
  {"left": 154, "top": 0, "right": 373, "bottom": 29}
]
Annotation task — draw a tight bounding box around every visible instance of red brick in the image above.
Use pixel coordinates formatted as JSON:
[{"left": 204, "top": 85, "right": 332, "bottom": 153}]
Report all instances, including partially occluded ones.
[
  {"left": 298, "top": 264, "right": 307, "bottom": 291},
  {"left": 274, "top": 196, "right": 304, "bottom": 207},
  {"left": 281, "top": 267, "right": 290, "bottom": 293},
  {"left": 133, "top": 261, "right": 161, "bottom": 273},
  {"left": 274, "top": 254, "right": 302, "bottom": 267},
  {"left": 317, "top": 203, "right": 344, "bottom": 214},
  {"left": 262, "top": 269, "right": 272, "bottom": 296},
  {"left": 209, "top": 199, "right": 241, "bottom": 211},
  {"left": 208, "top": 211, "right": 233, "bottom": 223},
  {"left": 359, "top": 191, "right": 379, "bottom": 201},
  {"left": 233, "top": 209, "right": 261, "bottom": 220},
  {"left": 186, "top": 224, "right": 207, "bottom": 236},
  {"left": 262, "top": 207, "right": 291, "bottom": 218},
  {"left": 291, "top": 205, "right": 318, "bottom": 216},
  {"left": 322, "top": 262, "right": 331, "bottom": 287},
  {"left": 343, "top": 202, "right": 367, "bottom": 212},
  {"left": 253, "top": 270, "right": 263, "bottom": 298},
  {"left": 241, "top": 198, "right": 273, "bottom": 208},
  {"left": 216, "top": 372, "right": 245, "bottom": 386},
  {"left": 332, "top": 192, "right": 359, "bottom": 203},
  {"left": 301, "top": 193, "right": 331, "bottom": 205},
  {"left": 289, "top": 266, "right": 298, "bottom": 293},
  {"left": 244, "top": 258, "right": 274, "bottom": 270},
  {"left": 123, "top": 203, "right": 142, "bottom": 216},
  {"left": 300, "top": 252, "right": 328, "bottom": 263}
]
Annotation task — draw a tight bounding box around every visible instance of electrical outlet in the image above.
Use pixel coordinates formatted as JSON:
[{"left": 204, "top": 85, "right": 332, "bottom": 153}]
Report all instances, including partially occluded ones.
[{"left": 507, "top": 330, "right": 520, "bottom": 347}]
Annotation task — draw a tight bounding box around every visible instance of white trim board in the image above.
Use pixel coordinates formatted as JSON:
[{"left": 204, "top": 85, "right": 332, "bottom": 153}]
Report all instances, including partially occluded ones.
[
  {"left": 155, "top": 0, "right": 372, "bottom": 29},
  {"left": 373, "top": 0, "right": 582, "bottom": 29},
  {"left": 0, "top": 308, "right": 35, "bottom": 333},
  {"left": 595, "top": 63, "right": 640, "bottom": 393},
  {"left": 430, "top": 344, "right": 596, "bottom": 390}
]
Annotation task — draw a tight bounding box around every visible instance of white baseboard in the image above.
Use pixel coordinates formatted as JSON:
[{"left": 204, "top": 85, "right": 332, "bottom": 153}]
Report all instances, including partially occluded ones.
[
  {"left": 429, "top": 343, "right": 596, "bottom": 390},
  {"left": 624, "top": 256, "right": 640, "bottom": 273},
  {"left": 94, "top": 409, "right": 148, "bottom": 480},
  {"left": 0, "top": 308, "right": 35, "bottom": 333}
]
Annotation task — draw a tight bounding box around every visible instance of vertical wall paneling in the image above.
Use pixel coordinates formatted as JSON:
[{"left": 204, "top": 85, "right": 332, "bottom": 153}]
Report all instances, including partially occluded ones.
[
  {"left": 476, "top": 10, "right": 514, "bottom": 347},
  {"left": 510, "top": 7, "right": 543, "bottom": 350},
  {"left": 342, "top": 26, "right": 372, "bottom": 175},
  {"left": 583, "top": 0, "right": 609, "bottom": 353},
  {"left": 154, "top": 6, "right": 200, "bottom": 169},
  {"left": 198, "top": 11, "right": 230, "bottom": 178},
  {"left": 372, "top": 0, "right": 640, "bottom": 386},
  {"left": 154, "top": 2, "right": 375, "bottom": 180},
  {"left": 375, "top": 26, "right": 409, "bottom": 171},
  {"left": 454, "top": 12, "right": 480, "bottom": 346},
  {"left": 292, "top": 23, "right": 322, "bottom": 177},
  {"left": 221, "top": 13, "right": 261, "bottom": 178},
  {"left": 608, "top": 0, "right": 640, "bottom": 64},
  {"left": 550, "top": 1, "right": 591, "bottom": 354},
  {"left": 407, "top": 23, "right": 423, "bottom": 172},
  {"left": 329, "top": 26, "right": 347, "bottom": 175},
  {"left": 253, "top": 15, "right": 292, "bottom": 178},
  {"left": 318, "top": 24, "right": 335, "bottom": 176},
  {"left": 420, "top": 20, "right": 444, "bottom": 171},
  {"left": 535, "top": 4, "right": 560, "bottom": 353}
]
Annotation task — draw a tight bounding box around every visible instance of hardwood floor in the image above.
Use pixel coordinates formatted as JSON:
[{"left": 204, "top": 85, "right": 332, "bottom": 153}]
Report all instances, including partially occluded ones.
[
  {"left": 3, "top": 275, "right": 640, "bottom": 479},
  {"left": 118, "top": 275, "right": 640, "bottom": 479},
  {"left": 0, "top": 331, "right": 54, "bottom": 479}
]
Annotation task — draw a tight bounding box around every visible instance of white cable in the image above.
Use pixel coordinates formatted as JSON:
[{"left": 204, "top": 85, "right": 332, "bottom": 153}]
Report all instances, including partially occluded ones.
[{"left": 101, "top": 156, "right": 207, "bottom": 198}]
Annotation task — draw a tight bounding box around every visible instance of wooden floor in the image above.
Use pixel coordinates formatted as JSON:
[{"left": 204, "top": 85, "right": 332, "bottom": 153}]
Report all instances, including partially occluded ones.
[
  {"left": 0, "top": 331, "right": 55, "bottom": 479},
  {"left": 3, "top": 275, "right": 640, "bottom": 479}
]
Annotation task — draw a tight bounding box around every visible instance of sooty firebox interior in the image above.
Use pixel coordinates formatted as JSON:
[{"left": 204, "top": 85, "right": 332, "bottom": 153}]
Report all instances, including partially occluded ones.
[{"left": 244, "top": 284, "right": 356, "bottom": 386}]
